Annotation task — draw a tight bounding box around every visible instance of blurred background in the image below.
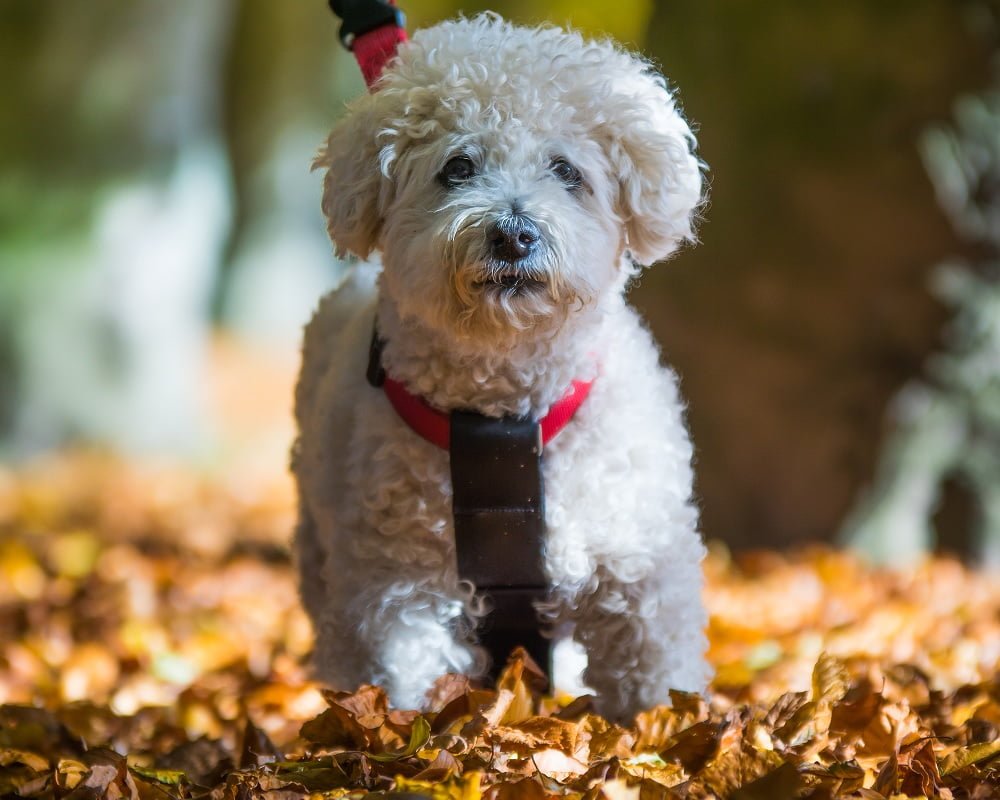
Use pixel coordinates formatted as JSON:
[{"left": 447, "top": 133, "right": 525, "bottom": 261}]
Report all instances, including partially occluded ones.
[{"left": 2, "top": 0, "right": 999, "bottom": 560}]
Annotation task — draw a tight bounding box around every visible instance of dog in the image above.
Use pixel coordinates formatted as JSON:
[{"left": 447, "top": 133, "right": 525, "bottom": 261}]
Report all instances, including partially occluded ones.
[{"left": 293, "top": 13, "right": 709, "bottom": 720}]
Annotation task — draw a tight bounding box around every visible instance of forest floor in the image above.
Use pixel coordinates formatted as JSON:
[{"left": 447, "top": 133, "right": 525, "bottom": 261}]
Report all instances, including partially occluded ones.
[{"left": 1, "top": 453, "right": 998, "bottom": 799}]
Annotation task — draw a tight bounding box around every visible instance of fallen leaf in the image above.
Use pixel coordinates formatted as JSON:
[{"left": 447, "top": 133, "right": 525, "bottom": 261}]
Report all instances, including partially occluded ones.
[{"left": 939, "top": 739, "right": 1000, "bottom": 776}]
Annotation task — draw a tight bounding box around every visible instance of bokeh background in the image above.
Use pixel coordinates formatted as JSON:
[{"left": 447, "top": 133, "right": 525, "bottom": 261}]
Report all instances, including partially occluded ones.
[{"left": 2, "top": 0, "right": 998, "bottom": 556}]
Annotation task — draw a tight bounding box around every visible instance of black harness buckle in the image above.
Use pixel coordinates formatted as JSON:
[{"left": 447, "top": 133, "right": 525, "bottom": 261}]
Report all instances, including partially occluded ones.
[{"left": 328, "top": 0, "right": 405, "bottom": 49}]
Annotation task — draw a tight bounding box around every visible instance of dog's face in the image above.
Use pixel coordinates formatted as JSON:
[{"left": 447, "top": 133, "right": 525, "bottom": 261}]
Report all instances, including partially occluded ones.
[
  {"left": 317, "top": 15, "right": 704, "bottom": 345},
  {"left": 376, "top": 121, "right": 626, "bottom": 342}
]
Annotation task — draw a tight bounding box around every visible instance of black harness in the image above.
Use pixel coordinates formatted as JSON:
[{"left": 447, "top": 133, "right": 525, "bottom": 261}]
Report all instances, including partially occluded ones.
[{"left": 367, "top": 331, "right": 551, "bottom": 680}]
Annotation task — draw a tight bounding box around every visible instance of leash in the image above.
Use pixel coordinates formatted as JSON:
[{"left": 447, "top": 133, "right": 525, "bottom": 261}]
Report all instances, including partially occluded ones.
[
  {"left": 328, "top": 1, "right": 580, "bottom": 680},
  {"left": 327, "top": 0, "right": 407, "bottom": 87}
]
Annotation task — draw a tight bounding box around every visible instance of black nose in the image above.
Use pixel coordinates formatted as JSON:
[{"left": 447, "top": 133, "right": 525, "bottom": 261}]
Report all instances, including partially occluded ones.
[{"left": 489, "top": 216, "right": 540, "bottom": 262}]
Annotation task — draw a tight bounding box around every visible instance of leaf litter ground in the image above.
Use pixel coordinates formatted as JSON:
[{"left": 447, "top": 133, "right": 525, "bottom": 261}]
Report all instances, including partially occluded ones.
[{"left": 1, "top": 454, "right": 998, "bottom": 798}]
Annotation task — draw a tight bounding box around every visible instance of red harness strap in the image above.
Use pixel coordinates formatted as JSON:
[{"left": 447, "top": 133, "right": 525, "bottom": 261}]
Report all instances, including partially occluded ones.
[{"left": 383, "top": 376, "right": 593, "bottom": 450}]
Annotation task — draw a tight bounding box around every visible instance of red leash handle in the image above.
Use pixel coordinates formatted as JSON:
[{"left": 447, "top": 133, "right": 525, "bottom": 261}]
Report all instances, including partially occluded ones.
[{"left": 327, "top": 0, "right": 407, "bottom": 88}]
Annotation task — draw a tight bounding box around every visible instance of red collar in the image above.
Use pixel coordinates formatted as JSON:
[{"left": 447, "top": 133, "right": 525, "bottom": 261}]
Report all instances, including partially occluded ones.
[{"left": 382, "top": 376, "right": 594, "bottom": 451}]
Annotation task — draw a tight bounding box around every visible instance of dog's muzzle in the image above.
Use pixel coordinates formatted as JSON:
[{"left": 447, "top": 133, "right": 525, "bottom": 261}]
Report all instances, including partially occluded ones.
[
  {"left": 488, "top": 215, "right": 540, "bottom": 262},
  {"left": 481, "top": 216, "right": 547, "bottom": 292}
]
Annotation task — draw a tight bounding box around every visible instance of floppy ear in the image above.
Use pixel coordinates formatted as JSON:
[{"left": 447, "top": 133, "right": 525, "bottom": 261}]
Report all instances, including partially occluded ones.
[
  {"left": 606, "top": 70, "right": 705, "bottom": 266},
  {"left": 313, "top": 96, "right": 391, "bottom": 260}
]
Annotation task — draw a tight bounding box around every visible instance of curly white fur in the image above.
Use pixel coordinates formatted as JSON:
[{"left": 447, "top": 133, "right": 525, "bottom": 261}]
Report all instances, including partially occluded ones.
[{"left": 293, "top": 13, "right": 710, "bottom": 720}]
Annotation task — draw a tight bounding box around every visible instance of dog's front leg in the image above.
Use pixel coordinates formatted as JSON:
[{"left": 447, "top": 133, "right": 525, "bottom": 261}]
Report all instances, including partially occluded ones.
[
  {"left": 314, "top": 569, "right": 485, "bottom": 710},
  {"left": 568, "top": 552, "right": 709, "bottom": 722}
]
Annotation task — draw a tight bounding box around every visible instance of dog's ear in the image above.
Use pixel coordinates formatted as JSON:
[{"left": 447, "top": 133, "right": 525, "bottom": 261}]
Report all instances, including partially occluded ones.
[
  {"left": 606, "top": 70, "right": 705, "bottom": 266},
  {"left": 314, "top": 97, "right": 391, "bottom": 260}
]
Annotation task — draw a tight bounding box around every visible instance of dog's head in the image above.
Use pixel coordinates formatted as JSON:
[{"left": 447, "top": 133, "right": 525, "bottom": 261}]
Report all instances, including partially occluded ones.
[{"left": 316, "top": 14, "right": 704, "bottom": 344}]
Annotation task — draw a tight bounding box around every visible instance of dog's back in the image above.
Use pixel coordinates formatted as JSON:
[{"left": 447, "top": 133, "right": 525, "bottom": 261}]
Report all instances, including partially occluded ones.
[
  {"left": 295, "top": 264, "right": 379, "bottom": 426},
  {"left": 292, "top": 263, "right": 378, "bottom": 622}
]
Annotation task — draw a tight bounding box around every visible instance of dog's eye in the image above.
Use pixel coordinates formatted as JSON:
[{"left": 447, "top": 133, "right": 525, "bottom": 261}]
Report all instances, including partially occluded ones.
[
  {"left": 550, "top": 158, "right": 583, "bottom": 188},
  {"left": 439, "top": 156, "right": 477, "bottom": 187}
]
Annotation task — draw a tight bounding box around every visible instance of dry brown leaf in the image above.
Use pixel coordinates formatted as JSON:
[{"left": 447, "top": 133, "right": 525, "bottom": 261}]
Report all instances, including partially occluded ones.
[
  {"left": 690, "top": 745, "right": 786, "bottom": 799},
  {"left": 413, "top": 748, "right": 464, "bottom": 781},
  {"left": 857, "top": 699, "right": 924, "bottom": 758},
  {"left": 634, "top": 693, "right": 709, "bottom": 753},
  {"left": 574, "top": 714, "right": 634, "bottom": 763},
  {"left": 3, "top": 455, "right": 1000, "bottom": 799},
  {"left": 489, "top": 717, "right": 578, "bottom": 756},
  {"left": 484, "top": 777, "right": 549, "bottom": 800},
  {"left": 872, "top": 750, "right": 900, "bottom": 797},
  {"left": 618, "top": 755, "right": 685, "bottom": 789},
  {"left": 428, "top": 674, "right": 475, "bottom": 712},
  {"left": 658, "top": 720, "right": 721, "bottom": 774},
  {"left": 434, "top": 688, "right": 498, "bottom": 735},
  {"left": 897, "top": 738, "right": 943, "bottom": 797}
]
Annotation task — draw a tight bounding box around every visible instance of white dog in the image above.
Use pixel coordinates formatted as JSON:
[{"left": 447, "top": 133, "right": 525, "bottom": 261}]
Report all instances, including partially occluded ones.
[{"left": 293, "top": 13, "right": 709, "bottom": 720}]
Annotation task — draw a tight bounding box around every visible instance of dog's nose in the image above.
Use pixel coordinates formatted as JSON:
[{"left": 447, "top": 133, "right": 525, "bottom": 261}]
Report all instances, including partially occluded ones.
[{"left": 489, "top": 217, "right": 540, "bottom": 262}]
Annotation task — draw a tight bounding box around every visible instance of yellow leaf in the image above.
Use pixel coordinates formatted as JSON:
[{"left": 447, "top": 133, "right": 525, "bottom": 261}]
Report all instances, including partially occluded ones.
[
  {"left": 811, "top": 652, "right": 848, "bottom": 706},
  {"left": 394, "top": 771, "right": 482, "bottom": 800}
]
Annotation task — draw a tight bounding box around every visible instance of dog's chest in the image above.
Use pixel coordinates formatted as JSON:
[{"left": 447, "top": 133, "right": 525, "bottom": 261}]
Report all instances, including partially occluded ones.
[
  {"left": 340, "top": 302, "right": 697, "bottom": 579},
  {"left": 346, "top": 386, "right": 644, "bottom": 564}
]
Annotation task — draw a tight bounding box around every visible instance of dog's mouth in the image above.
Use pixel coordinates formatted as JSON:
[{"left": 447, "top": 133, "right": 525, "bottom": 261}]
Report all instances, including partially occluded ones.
[{"left": 476, "top": 268, "right": 546, "bottom": 295}]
